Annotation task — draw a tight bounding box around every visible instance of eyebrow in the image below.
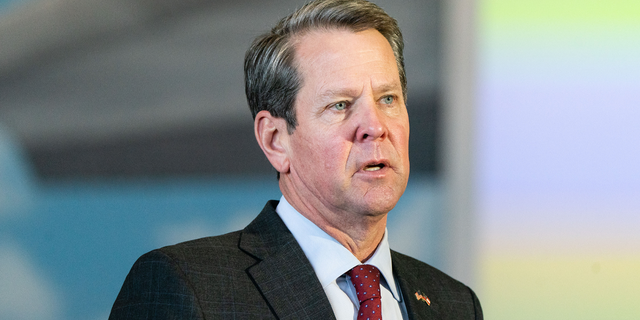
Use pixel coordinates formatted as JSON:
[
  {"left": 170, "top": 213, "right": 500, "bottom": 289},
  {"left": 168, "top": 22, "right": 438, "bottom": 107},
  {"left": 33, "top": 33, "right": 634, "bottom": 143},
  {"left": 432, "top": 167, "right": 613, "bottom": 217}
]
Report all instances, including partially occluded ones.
[
  {"left": 375, "top": 83, "right": 402, "bottom": 94},
  {"left": 318, "top": 83, "right": 401, "bottom": 100},
  {"left": 318, "top": 88, "right": 359, "bottom": 100}
]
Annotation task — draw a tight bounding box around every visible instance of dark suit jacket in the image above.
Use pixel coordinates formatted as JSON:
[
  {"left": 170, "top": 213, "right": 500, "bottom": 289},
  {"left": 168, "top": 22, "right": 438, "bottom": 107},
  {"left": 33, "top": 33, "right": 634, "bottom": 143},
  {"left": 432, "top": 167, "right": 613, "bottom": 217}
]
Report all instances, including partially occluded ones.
[{"left": 109, "top": 200, "right": 482, "bottom": 319}]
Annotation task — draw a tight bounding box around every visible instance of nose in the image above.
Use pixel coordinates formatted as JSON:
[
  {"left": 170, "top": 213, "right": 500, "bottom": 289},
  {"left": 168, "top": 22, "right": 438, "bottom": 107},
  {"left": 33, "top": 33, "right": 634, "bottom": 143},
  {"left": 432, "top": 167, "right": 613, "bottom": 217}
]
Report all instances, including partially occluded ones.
[{"left": 355, "top": 100, "right": 387, "bottom": 142}]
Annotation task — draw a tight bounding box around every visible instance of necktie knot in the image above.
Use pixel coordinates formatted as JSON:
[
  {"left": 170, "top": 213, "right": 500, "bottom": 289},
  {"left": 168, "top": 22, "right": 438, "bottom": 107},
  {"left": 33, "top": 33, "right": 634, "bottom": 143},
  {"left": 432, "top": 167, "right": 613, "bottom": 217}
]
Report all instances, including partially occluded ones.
[{"left": 348, "top": 264, "right": 382, "bottom": 320}]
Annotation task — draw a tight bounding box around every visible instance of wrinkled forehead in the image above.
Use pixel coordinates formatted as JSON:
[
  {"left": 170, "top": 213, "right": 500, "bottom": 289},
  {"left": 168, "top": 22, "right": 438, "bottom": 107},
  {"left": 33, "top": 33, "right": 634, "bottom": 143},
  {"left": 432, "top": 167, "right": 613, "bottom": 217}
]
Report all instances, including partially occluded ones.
[
  {"left": 291, "top": 25, "right": 394, "bottom": 61},
  {"left": 290, "top": 26, "right": 403, "bottom": 98},
  {"left": 292, "top": 28, "right": 401, "bottom": 90}
]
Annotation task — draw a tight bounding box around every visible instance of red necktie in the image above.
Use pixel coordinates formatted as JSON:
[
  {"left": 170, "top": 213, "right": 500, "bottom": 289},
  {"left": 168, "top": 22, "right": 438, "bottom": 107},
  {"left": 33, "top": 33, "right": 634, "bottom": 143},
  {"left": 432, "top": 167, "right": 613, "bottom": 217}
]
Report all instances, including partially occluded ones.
[{"left": 348, "top": 264, "right": 382, "bottom": 320}]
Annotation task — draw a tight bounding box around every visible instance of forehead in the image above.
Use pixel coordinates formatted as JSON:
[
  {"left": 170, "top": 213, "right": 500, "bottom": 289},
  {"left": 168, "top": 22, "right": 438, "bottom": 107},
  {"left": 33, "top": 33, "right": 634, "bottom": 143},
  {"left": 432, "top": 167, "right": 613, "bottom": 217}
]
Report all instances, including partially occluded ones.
[{"left": 292, "top": 28, "right": 401, "bottom": 95}]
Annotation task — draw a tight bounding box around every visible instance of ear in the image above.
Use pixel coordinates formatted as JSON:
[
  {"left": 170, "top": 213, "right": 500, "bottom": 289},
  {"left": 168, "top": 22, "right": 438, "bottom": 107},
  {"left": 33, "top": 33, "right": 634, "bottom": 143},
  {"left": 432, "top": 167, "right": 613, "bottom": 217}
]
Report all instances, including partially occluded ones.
[{"left": 254, "top": 110, "right": 290, "bottom": 174}]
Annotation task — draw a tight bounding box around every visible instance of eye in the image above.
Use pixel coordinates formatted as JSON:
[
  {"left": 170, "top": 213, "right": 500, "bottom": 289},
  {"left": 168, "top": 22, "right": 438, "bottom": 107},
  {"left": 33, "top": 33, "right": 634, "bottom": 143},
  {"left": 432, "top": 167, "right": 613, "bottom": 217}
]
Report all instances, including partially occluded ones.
[
  {"left": 333, "top": 101, "right": 348, "bottom": 110},
  {"left": 381, "top": 95, "right": 394, "bottom": 104}
]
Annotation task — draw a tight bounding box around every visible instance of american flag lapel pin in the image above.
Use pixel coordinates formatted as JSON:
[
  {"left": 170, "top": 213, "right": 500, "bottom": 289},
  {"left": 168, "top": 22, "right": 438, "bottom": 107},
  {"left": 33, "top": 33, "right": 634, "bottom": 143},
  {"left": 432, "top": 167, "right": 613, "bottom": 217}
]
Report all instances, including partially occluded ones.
[{"left": 415, "top": 291, "right": 431, "bottom": 306}]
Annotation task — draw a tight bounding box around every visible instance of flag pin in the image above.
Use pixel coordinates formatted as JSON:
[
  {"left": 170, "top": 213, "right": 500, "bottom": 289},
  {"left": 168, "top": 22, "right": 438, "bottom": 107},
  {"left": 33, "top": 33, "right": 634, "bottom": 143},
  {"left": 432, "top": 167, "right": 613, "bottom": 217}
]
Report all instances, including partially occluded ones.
[{"left": 415, "top": 291, "right": 431, "bottom": 306}]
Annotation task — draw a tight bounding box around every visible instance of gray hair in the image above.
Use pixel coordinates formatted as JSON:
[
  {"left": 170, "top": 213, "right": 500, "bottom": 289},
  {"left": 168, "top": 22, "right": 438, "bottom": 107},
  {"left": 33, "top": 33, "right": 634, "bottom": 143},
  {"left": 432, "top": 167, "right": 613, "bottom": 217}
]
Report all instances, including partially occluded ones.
[{"left": 244, "top": 0, "right": 406, "bottom": 133}]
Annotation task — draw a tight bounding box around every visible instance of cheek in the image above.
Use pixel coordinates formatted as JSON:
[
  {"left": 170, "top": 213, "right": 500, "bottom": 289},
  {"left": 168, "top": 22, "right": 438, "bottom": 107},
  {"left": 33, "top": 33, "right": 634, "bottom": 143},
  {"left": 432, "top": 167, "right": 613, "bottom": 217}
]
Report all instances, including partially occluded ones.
[
  {"left": 402, "top": 130, "right": 410, "bottom": 154},
  {"left": 390, "top": 120, "right": 410, "bottom": 146},
  {"left": 291, "top": 128, "right": 352, "bottom": 178},
  {"left": 398, "top": 116, "right": 411, "bottom": 149},
  {"left": 318, "top": 140, "right": 347, "bottom": 172},
  {"left": 293, "top": 136, "right": 333, "bottom": 172},
  {"left": 311, "top": 143, "right": 353, "bottom": 187}
]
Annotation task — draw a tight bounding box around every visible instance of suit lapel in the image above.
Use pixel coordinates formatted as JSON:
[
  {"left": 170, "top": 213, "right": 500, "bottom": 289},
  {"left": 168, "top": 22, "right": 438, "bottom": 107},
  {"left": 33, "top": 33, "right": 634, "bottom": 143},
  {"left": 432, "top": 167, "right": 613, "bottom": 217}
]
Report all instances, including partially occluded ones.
[
  {"left": 392, "top": 252, "right": 439, "bottom": 320},
  {"left": 239, "top": 201, "right": 336, "bottom": 320}
]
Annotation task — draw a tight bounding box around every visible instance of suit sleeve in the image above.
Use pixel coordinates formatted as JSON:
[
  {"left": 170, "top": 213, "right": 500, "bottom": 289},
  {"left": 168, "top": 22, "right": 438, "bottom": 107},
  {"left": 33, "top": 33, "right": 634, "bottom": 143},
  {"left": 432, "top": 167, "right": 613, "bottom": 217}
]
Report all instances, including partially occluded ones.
[{"left": 109, "top": 250, "right": 204, "bottom": 320}]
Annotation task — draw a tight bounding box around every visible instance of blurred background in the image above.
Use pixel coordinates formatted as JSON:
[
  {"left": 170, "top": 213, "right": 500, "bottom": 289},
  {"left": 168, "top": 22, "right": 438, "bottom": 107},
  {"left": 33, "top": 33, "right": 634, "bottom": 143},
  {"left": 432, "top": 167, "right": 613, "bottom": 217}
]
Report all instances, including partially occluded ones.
[
  {"left": 477, "top": 1, "right": 640, "bottom": 319},
  {"left": 0, "top": 0, "right": 638, "bottom": 319}
]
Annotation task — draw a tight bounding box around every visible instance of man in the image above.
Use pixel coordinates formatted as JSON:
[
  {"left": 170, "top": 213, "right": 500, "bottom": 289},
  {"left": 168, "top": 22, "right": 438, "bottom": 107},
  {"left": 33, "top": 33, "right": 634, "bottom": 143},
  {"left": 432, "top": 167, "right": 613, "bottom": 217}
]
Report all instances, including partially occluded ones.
[{"left": 109, "top": 0, "right": 482, "bottom": 319}]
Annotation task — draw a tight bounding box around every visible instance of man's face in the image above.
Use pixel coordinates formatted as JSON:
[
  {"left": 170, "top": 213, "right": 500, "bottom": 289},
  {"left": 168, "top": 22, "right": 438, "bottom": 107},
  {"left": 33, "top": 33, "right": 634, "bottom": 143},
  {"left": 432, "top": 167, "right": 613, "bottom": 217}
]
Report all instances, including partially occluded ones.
[{"left": 282, "top": 28, "right": 410, "bottom": 219}]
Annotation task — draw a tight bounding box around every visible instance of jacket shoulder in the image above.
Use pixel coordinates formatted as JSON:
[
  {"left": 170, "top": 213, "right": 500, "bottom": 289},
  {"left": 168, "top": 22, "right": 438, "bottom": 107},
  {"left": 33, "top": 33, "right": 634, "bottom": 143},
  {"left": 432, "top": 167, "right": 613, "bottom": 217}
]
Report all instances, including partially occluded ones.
[
  {"left": 391, "top": 250, "right": 465, "bottom": 289},
  {"left": 109, "top": 246, "right": 207, "bottom": 319},
  {"left": 110, "top": 231, "right": 274, "bottom": 320},
  {"left": 391, "top": 250, "right": 483, "bottom": 320},
  {"left": 157, "top": 230, "right": 248, "bottom": 265}
]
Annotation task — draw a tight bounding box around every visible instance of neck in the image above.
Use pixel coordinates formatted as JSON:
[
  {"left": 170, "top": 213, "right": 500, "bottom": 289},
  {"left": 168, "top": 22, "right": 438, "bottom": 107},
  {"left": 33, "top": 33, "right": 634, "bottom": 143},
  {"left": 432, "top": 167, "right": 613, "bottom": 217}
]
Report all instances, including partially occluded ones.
[
  {"left": 280, "top": 180, "right": 388, "bottom": 262},
  {"left": 318, "top": 216, "right": 387, "bottom": 262}
]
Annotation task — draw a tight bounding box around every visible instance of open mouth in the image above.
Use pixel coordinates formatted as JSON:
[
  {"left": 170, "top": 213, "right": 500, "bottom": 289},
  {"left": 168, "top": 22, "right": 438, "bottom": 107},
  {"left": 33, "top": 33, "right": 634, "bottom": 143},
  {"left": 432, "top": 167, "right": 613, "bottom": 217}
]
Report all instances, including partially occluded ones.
[{"left": 363, "top": 163, "right": 386, "bottom": 172}]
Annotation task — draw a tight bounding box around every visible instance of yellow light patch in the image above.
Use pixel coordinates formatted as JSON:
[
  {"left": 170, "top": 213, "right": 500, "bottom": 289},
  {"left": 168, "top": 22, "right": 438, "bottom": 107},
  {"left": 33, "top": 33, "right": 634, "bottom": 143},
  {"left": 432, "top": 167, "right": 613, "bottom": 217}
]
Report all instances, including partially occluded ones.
[{"left": 479, "top": 254, "right": 640, "bottom": 320}]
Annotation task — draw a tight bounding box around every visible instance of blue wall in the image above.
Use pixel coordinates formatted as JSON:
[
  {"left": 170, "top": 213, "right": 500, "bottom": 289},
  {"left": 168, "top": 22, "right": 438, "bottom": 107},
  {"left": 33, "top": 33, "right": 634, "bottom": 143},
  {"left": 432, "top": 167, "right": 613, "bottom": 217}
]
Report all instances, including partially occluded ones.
[{"left": 0, "top": 127, "right": 443, "bottom": 320}]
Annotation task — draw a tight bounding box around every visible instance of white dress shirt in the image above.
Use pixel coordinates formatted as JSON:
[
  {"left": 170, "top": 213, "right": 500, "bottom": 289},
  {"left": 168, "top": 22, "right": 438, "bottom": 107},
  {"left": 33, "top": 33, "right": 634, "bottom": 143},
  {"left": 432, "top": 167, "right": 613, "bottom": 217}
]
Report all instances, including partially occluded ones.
[{"left": 276, "top": 196, "right": 408, "bottom": 320}]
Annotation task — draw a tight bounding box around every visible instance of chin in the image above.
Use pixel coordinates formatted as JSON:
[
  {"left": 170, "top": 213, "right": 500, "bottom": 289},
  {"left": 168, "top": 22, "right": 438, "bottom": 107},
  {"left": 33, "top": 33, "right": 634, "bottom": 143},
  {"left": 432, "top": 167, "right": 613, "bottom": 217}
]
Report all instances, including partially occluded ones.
[{"left": 359, "top": 191, "right": 402, "bottom": 216}]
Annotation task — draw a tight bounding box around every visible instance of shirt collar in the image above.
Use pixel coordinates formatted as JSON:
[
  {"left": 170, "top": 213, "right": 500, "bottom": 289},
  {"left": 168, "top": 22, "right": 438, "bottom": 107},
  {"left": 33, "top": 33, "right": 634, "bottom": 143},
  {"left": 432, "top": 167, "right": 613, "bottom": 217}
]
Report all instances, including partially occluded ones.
[{"left": 276, "top": 195, "right": 402, "bottom": 301}]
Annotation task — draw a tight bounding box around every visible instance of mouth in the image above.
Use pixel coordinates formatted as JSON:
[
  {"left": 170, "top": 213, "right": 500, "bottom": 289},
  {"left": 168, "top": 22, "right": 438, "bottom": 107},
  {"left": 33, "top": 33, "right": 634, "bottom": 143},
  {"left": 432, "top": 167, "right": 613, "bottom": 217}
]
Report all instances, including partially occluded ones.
[{"left": 362, "top": 162, "right": 388, "bottom": 172}]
